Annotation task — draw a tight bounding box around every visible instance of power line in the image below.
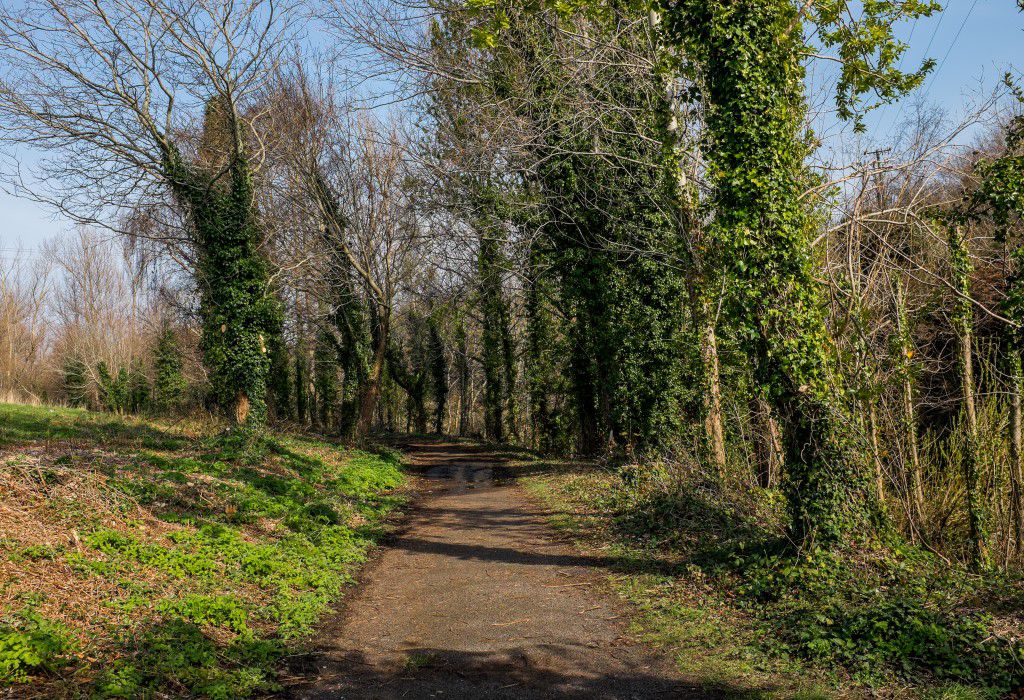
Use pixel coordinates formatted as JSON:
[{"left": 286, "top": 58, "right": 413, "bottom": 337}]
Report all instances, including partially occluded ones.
[
  {"left": 886, "top": 1, "right": 977, "bottom": 143},
  {"left": 920, "top": 3, "right": 948, "bottom": 60},
  {"left": 923, "top": 0, "right": 981, "bottom": 99}
]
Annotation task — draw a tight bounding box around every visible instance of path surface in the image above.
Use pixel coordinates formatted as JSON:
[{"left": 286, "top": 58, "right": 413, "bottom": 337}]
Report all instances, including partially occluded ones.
[{"left": 286, "top": 441, "right": 711, "bottom": 699}]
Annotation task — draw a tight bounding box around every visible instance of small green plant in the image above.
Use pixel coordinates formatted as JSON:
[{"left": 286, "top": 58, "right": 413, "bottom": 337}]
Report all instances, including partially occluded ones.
[{"left": 0, "top": 609, "right": 76, "bottom": 683}]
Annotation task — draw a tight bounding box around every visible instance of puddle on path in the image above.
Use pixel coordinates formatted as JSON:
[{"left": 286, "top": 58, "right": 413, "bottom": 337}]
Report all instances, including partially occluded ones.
[{"left": 423, "top": 461, "right": 514, "bottom": 487}]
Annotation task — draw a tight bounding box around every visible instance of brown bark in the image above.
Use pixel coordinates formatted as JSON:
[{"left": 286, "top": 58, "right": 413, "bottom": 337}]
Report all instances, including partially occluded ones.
[
  {"left": 904, "top": 373, "right": 925, "bottom": 520},
  {"left": 234, "top": 392, "right": 250, "bottom": 426},
  {"left": 356, "top": 329, "right": 388, "bottom": 436},
  {"left": 692, "top": 291, "right": 726, "bottom": 478},
  {"left": 704, "top": 318, "right": 727, "bottom": 479},
  {"left": 960, "top": 318, "right": 985, "bottom": 563},
  {"left": 894, "top": 280, "right": 924, "bottom": 526},
  {"left": 1009, "top": 351, "right": 1023, "bottom": 557},
  {"left": 753, "top": 396, "right": 782, "bottom": 488}
]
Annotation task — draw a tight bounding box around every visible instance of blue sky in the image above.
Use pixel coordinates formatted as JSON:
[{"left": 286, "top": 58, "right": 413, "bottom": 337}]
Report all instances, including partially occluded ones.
[{"left": 0, "top": 1, "right": 1021, "bottom": 257}]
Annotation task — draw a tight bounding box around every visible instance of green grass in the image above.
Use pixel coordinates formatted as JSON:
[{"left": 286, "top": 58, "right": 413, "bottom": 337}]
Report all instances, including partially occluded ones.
[
  {"left": 522, "top": 459, "right": 1024, "bottom": 699},
  {"left": 0, "top": 403, "right": 407, "bottom": 698}
]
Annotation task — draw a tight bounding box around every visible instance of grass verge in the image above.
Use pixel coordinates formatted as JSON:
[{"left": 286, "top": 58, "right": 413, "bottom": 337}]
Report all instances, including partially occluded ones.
[
  {"left": 0, "top": 403, "right": 407, "bottom": 698},
  {"left": 521, "top": 459, "right": 1024, "bottom": 699}
]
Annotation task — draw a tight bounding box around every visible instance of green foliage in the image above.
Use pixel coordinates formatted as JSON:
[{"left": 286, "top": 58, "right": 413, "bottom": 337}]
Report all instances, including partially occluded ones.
[
  {"left": 314, "top": 329, "right": 339, "bottom": 429},
  {"left": 478, "top": 227, "right": 512, "bottom": 442},
  {"left": 527, "top": 459, "right": 1024, "bottom": 694},
  {"left": 479, "top": 0, "right": 937, "bottom": 542},
  {"left": 0, "top": 403, "right": 186, "bottom": 449},
  {"left": 94, "top": 619, "right": 279, "bottom": 699},
  {"left": 152, "top": 323, "right": 187, "bottom": 414},
  {"left": 0, "top": 609, "right": 76, "bottom": 683},
  {"left": 163, "top": 97, "right": 282, "bottom": 434},
  {"left": 266, "top": 333, "right": 292, "bottom": 422},
  {"left": 460, "top": 3, "right": 690, "bottom": 453},
  {"left": 808, "top": 0, "right": 939, "bottom": 130},
  {"left": 657, "top": 0, "right": 942, "bottom": 543},
  {"left": 526, "top": 243, "right": 571, "bottom": 454},
  {"left": 63, "top": 354, "right": 89, "bottom": 408},
  {"left": 0, "top": 404, "right": 405, "bottom": 697},
  {"left": 737, "top": 548, "right": 1022, "bottom": 687},
  {"left": 88, "top": 441, "right": 403, "bottom": 640},
  {"left": 96, "top": 362, "right": 150, "bottom": 414}
]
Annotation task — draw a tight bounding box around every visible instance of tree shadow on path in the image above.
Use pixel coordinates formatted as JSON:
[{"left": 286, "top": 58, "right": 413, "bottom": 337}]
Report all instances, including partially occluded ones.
[{"left": 285, "top": 645, "right": 782, "bottom": 699}]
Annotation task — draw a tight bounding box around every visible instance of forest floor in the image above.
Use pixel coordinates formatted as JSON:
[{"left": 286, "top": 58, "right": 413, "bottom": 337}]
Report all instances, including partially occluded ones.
[
  {"left": 283, "top": 439, "right": 718, "bottom": 700},
  {"left": 0, "top": 403, "right": 407, "bottom": 698}
]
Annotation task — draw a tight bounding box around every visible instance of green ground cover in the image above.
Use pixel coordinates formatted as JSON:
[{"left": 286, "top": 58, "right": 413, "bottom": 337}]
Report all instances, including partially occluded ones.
[
  {"left": 523, "top": 460, "right": 1024, "bottom": 699},
  {"left": 0, "top": 403, "right": 406, "bottom": 698}
]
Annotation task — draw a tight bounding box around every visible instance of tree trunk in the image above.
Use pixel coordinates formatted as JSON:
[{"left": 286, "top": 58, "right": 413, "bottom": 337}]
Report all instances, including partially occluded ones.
[
  {"left": 234, "top": 392, "right": 250, "bottom": 426},
  {"left": 950, "top": 225, "right": 987, "bottom": 569},
  {"left": 752, "top": 396, "right": 782, "bottom": 488},
  {"left": 683, "top": 0, "right": 875, "bottom": 546},
  {"left": 960, "top": 321, "right": 985, "bottom": 567},
  {"left": 1009, "top": 349, "right": 1024, "bottom": 557},
  {"left": 356, "top": 331, "right": 388, "bottom": 437},
  {"left": 765, "top": 402, "right": 783, "bottom": 488},
  {"left": 479, "top": 233, "right": 507, "bottom": 443},
  {"left": 501, "top": 305, "right": 517, "bottom": 442},
  {"left": 695, "top": 294, "right": 727, "bottom": 479},
  {"left": 457, "top": 322, "right": 471, "bottom": 437},
  {"left": 895, "top": 279, "right": 925, "bottom": 527}
]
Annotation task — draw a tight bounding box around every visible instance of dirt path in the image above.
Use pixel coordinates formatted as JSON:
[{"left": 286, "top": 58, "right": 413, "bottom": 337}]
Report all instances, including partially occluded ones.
[{"left": 286, "top": 441, "right": 712, "bottom": 699}]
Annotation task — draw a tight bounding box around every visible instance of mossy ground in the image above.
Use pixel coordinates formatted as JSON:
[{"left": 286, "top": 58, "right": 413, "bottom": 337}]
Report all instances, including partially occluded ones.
[
  {"left": 0, "top": 403, "right": 406, "bottom": 698},
  {"left": 521, "top": 458, "right": 1024, "bottom": 699}
]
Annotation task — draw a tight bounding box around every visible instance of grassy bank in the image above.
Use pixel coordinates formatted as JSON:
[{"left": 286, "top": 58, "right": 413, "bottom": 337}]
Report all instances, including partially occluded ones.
[
  {"left": 0, "top": 403, "right": 406, "bottom": 698},
  {"left": 522, "top": 459, "right": 1024, "bottom": 699}
]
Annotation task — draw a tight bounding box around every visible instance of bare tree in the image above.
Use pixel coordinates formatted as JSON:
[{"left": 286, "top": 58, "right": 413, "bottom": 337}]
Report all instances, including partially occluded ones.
[
  {"left": 0, "top": 251, "right": 51, "bottom": 403},
  {"left": 0, "top": 0, "right": 302, "bottom": 429}
]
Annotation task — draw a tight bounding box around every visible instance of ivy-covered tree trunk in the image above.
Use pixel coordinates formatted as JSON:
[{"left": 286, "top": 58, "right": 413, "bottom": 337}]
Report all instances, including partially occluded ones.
[
  {"left": 314, "top": 329, "right": 339, "bottom": 430},
  {"left": 161, "top": 95, "right": 282, "bottom": 434},
  {"left": 479, "top": 230, "right": 508, "bottom": 443},
  {"left": 665, "top": 0, "right": 871, "bottom": 545},
  {"left": 165, "top": 147, "right": 281, "bottom": 434},
  {"left": 330, "top": 277, "right": 374, "bottom": 438},
  {"left": 428, "top": 316, "right": 448, "bottom": 434},
  {"left": 294, "top": 348, "right": 308, "bottom": 426},
  {"left": 266, "top": 333, "right": 292, "bottom": 422},
  {"left": 501, "top": 303, "right": 518, "bottom": 442},
  {"left": 974, "top": 108, "right": 1024, "bottom": 557},
  {"left": 455, "top": 317, "right": 471, "bottom": 437},
  {"left": 949, "top": 224, "right": 987, "bottom": 568},
  {"left": 357, "top": 313, "right": 389, "bottom": 436},
  {"left": 526, "top": 243, "right": 560, "bottom": 453},
  {"left": 566, "top": 284, "right": 604, "bottom": 455}
]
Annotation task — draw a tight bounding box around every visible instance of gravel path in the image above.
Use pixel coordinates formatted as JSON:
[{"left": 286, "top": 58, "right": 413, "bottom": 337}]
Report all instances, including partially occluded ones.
[{"left": 285, "top": 441, "right": 713, "bottom": 699}]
